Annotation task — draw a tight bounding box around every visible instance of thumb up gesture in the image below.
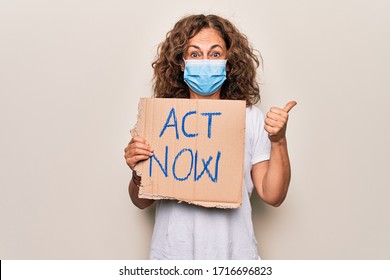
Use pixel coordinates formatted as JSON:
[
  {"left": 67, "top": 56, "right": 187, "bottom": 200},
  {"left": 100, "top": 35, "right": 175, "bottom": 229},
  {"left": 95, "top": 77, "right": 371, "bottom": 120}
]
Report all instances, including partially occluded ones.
[{"left": 265, "top": 101, "right": 297, "bottom": 143}]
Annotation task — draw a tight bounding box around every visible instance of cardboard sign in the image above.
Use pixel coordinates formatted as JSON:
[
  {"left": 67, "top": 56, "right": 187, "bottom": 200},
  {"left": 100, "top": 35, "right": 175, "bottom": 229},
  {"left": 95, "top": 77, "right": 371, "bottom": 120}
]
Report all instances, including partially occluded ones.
[{"left": 133, "top": 98, "right": 246, "bottom": 208}]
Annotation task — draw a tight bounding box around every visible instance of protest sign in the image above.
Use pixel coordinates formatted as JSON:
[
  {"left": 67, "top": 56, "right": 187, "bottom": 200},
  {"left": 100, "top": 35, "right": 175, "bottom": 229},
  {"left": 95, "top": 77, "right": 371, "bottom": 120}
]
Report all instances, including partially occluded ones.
[{"left": 133, "top": 98, "right": 246, "bottom": 208}]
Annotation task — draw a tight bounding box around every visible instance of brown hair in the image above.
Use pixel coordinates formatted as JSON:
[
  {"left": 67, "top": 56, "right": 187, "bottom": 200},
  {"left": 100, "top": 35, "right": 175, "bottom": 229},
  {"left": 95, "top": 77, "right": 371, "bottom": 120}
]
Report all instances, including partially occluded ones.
[{"left": 152, "top": 14, "right": 261, "bottom": 106}]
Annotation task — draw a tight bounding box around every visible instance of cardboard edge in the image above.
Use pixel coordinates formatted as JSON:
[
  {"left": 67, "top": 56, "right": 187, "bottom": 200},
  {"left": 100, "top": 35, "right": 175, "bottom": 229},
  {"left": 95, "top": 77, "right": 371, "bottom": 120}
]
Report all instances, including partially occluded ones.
[
  {"left": 188, "top": 200, "right": 242, "bottom": 209},
  {"left": 139, "top": 192, "right": 241, "bottom": 209},
  {"left": 132, "top": 98, "right": 145, "bottom": 180},
  {"left": 131, "top": 98, "right": 145, "bottom": 137}
]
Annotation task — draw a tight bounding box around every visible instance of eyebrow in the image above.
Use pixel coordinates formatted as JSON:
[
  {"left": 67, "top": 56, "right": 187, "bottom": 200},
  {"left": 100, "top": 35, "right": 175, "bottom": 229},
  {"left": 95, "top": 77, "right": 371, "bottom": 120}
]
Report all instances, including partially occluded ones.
[{"left": 187, "top": 44, "right": 224, "bottom": 51}]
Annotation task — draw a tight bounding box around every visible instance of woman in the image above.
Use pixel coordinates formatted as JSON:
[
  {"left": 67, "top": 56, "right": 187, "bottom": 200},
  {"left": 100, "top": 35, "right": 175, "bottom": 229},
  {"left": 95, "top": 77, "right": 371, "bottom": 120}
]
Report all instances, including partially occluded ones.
[{"left": 124, "top": 14, "right": 296, "bottom": 259}]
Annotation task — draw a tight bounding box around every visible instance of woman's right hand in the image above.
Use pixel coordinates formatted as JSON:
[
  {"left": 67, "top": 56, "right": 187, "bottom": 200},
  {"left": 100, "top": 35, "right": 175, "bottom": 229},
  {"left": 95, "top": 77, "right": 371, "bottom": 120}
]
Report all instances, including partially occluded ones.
[{"left": 124, "top": 135, "right": 154, "bottom": 170}]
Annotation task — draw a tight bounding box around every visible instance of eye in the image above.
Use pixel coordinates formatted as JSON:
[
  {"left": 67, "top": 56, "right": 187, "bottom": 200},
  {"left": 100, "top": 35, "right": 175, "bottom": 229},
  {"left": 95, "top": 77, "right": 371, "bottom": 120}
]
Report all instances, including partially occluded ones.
[
  {"left": 210, "top": 52, "right": 221, "bottom": 58},
  {"left": 190, "top": 52, "right": 200, "bottom": 58}
]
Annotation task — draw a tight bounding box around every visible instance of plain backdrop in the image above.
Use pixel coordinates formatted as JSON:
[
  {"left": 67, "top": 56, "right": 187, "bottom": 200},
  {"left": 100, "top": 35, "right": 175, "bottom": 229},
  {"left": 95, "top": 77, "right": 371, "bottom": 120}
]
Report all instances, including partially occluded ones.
[{"left": 1, "top": 0, "right": 389, "bottom": 259}]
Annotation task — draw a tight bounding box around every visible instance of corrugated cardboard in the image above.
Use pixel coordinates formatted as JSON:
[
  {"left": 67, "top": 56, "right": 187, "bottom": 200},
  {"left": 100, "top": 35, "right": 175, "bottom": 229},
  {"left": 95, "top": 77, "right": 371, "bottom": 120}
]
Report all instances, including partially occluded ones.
[{"left": 133, "top": 98, "right": 246, "bottom": 208}]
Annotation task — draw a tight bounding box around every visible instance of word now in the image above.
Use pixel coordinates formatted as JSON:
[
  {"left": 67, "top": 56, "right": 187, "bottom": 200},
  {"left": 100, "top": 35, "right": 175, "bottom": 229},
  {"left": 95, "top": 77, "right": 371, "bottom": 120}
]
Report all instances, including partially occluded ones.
[
  {"left": 159, "top": 108, "right": 222, "bottom": 139},
  {"left": 150, "top": 146, "right": 221, "bottom": 183}
]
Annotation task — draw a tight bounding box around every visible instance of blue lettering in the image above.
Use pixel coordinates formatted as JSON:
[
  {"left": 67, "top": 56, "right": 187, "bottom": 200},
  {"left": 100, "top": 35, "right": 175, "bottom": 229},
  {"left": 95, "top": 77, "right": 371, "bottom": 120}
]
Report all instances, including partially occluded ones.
[
  {"left": 149, "top": 145, "right": 168, "bottom": 177},
  {"left": 152, "top": 109, "right": 224, "bottom": 183},
  {"left": 182, "top": 110, "right": 199, "bottom": 138},
  {"left": 200, "top": 112, "right": 222, "bottom": 138},
  {"left": 149, "top": 147, "right": 221, "bottom": 183},
  {"left": 159, "top": 108, "right": 179, "bottom": 139},
  {"left": 194, "top": 151, "right": 221, "bottom": 182},
  {"left": 172, "top": 148, "right": 194, "bottom": 181}
]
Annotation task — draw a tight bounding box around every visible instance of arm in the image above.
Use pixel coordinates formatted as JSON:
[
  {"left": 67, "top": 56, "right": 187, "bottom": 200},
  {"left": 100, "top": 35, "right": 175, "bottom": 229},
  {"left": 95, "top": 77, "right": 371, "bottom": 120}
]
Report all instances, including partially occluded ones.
[
  {"left": 124, "top": 135, "right": 155, "bottom": 209},
  {"left": 251, "top": 101, "right": 296, "bottom": 207},
  {"left": 128, "top": 171, "right": 154, "bottom": 209},
  {"left": 252, "top": 138, "right": 291, "bottom": 207}
]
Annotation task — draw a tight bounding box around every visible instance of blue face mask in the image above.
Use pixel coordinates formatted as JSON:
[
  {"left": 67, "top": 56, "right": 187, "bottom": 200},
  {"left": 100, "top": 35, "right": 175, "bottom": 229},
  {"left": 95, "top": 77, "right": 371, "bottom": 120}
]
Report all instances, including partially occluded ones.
[{"left": 183, "top": 59, "right": 227, "bottom": 96}]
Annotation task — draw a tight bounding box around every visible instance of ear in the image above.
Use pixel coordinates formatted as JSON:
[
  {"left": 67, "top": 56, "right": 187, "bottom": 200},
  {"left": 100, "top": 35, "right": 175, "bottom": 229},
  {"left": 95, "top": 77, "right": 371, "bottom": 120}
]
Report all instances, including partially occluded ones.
[
  {"left": 226, "top": 61, "right": 230, "bottom": 71},
  {"left": 180, "top": 59, "right": 185, "bottom": 72}
]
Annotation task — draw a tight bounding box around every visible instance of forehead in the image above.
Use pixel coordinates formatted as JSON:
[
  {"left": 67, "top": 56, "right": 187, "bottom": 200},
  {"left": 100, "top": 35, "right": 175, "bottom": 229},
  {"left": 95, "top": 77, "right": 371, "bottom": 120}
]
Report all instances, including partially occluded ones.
[{"left": 187, "top": 28, "right": 226, "bottom": 48}]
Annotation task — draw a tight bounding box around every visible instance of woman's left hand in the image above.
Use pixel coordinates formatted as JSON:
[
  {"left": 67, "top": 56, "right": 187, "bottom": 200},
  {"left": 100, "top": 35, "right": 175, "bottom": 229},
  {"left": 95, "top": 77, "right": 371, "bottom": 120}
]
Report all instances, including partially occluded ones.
[{"left": 264, "top": 101, "right": 297, "bottom": 143}]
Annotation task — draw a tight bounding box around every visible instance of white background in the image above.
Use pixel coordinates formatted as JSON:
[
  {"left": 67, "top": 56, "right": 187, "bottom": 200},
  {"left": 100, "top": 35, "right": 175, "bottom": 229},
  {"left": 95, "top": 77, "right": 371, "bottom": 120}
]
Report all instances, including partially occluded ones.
[{"left": 1, "top": 0, "right": 389, "bottom": 259}]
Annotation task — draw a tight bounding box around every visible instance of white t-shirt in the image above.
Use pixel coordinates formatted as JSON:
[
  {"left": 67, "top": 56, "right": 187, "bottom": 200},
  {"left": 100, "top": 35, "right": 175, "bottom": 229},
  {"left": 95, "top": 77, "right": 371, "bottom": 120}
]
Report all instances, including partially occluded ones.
[{"left": 149, "top": 105, "right": 271, "bottom": 259}]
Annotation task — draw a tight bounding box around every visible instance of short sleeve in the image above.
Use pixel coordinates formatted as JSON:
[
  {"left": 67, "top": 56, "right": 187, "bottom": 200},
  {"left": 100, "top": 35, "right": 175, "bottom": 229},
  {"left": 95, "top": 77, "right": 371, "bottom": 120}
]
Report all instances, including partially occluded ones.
[{"left": 248, "top": 106, "right": 271, "bottom": 165}]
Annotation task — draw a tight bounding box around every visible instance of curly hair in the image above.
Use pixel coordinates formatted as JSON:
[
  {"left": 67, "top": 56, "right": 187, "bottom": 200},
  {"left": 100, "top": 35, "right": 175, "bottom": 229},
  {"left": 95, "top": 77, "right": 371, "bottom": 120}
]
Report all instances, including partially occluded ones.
[{"left": 152, "top": 14, "right": 261, "bottom": 106}]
